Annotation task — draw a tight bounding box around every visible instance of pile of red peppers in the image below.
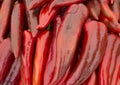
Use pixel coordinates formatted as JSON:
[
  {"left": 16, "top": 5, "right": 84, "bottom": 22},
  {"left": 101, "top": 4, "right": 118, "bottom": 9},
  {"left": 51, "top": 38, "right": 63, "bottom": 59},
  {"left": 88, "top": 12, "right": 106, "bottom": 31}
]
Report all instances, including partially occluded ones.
[{"left": 0, "top": 0, "right": 120, "bottom": 85}]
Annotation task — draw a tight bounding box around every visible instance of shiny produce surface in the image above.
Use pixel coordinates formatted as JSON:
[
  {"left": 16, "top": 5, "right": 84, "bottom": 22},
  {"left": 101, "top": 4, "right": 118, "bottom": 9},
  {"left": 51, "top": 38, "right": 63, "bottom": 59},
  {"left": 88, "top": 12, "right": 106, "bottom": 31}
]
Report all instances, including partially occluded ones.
[{"left": 0, "top": 0, "right": 120, "bottom": 85}]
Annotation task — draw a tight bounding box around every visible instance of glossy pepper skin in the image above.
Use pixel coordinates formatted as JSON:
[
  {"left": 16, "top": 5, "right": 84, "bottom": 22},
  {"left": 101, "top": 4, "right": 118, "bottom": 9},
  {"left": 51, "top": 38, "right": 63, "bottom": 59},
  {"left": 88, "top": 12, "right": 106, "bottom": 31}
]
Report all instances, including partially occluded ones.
[
  {"left": 84, "top": 72, "right": 96, "bottom": 85},
  {"left": 98, "top": 34, "right": 120, "bottom": 85},
  {"left": 0, "top": 0, "right": 15, "bottom": 42},
  {"left": 20, "top": 30, "right": 35, "bottom": 85},
  {"left": 23, "top": 0, "right": 39, "bottom": 37},
  {"left": 66, "top": 21, "right": 107, "bottom": 85},
  {"left": 33, "top": 30, "right": 51, "bottom": 85},
  {"left": 0, "top": 38, "right": 15, "bottom": 83},
  {"left": 3, "top": 57, "right": 21, "bottom": 85},
  {"left": 43, "top": 15, "right": 61, "bottom": 85},
  {"left": 36, "top": 0, "right": 86, "bottom": 30},
  {"left": 49, "top": 4, "right": 88, "bottom": 85},
  {"left": 11, "top": 2, "right": 25, "bottom": 58}
]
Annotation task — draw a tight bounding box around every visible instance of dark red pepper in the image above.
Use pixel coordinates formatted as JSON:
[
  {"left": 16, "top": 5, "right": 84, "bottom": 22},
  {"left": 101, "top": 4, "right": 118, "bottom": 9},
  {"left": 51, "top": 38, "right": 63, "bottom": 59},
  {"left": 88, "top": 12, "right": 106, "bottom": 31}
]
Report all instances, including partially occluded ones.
[
  {"left": 0, "top": 0, "right": 15, "bottom": 42},
  {"left": 43, "top": 15, "right": 61, "bottom": 85},
  {"left": 98, "top": 34, "right": 120, "bottom": 85},
  {"left": 33, "top": 30, "right": 51, "bottom": 85},
  {"left": 11, "top": 2, "right": 25, "bottom": 58},
  {"left": 0, "top": 38, "right": 15, "bottom": 83},
  {"left": 3, "top": 57, "right": 21, "bottom": 85},
  {"left": 20, "top": 30, "right": 35, "bottom": 85},
  {"left": 84, "top": 72, "right": 96, "bottom": 85},
  {"left": 66, "top": 21, "right": 107, "bottom": 85},
  {"left": 49, "top": 4, "right": 88, "bottom": 85},
  {"left": 23, "top": 0, "right": 39, "bottom": 37}
]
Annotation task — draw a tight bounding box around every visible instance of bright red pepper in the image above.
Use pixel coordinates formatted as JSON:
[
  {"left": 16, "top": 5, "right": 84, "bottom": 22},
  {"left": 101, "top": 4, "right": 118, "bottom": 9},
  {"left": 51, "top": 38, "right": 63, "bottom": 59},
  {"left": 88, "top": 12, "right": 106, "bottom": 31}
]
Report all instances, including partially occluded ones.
[
  {"left": 23, "top": 0, "right": 39, "bottom": 37},
  {"left": 0, "top": 0, "right": 15, "bottom": 42},
  {"left": 33, "top": 30, "right": 51, "bottom": 85},
  {"left": 3, "top": 57, "right": 21, "bottom": 85},
  {"left": 84, "top": 72, "right": 96, "bottom": 85},
  {"left": 43, "top": 15, "right": 61, "bottom": 85},
  {"left": 66, "top": 21, "right": 107, "bottom": 85},
  {"left": 36, "top": 0, "right": 86, "bottom": 30},
  {"left": 109, "top": 0, "right": 114, "bottom": 4},
  {"left": 36, "top": 0, "right": 58, "bottom": 30},
  {"left": 20, "top": 30, "right": 35, "bottom": 85},
  {"left": 99, "top": 34, "right": 119, "bottom": 85},
  {"left": 11, "top": 2, "right": 25, "bottom": 58},
  {"left": 49, "top": 4, "right": 88, "bottom": 85},
  {"left": 0, "top": 38, "right": 15, "bottom": 83},
  {"left": 87, "top": 0, "right": 100, "bottom": 20}
]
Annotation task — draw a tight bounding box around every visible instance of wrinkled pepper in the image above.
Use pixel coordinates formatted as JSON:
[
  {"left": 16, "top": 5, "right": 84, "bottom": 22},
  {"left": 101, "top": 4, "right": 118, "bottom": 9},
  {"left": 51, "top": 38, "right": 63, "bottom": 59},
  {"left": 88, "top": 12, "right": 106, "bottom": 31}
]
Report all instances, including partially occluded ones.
[
  {"left": 49, "top": 4, "right": 88, "bottom": 85},
  {"left": 37, "top": 0, "right": 86, "bottom": 30},
  {"left": 23, "top": 0, "right": 39, "bottom": 37},
  {"left": 84, "top": 72, "right": 97, "bottom": 85},
  {"left": 20, "top": 30, "right": 35, "bottom": 85},
  {"left": 99, "top": 34, "right": 120, "bottom": 85},
  {"left": 11, "top": 2, "right": 25, "bottom": 58},
  {"left": 87, "top": 0, "right": 100, "bottom": 20},
  {"left": 66, "top": 20, "right": 107, "bottom": 85},
  {"left": 33, "top": 30, "right": 51, "bottom": 85},
  {"left": 0, "top": 0, "right": 15, "bottom": 42},
  {"left": 43, "top": 15, "right": 61, "bottom": 85},
  {"left": 3, "top": 57, "right": 21, "bottom": 85},
  {"left": 0, "top": 38, "right": 15, "bottom": 83}
]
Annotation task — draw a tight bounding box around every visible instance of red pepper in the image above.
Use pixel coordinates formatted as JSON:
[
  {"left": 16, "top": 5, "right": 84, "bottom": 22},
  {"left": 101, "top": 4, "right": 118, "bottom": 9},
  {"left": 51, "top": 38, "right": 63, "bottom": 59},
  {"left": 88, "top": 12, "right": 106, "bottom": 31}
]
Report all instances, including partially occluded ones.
[
  {"left": 84, "top": 72, "right": 96, "bottom": 85},
  {"left": 110, "top": 39, "right": 120, "bottom": 85},
  {"left": 29, "top": 0, "right": 85, "bottom": 10},
  {"left": 0, "top": 0, "right": 15, "bottom": 42},
  {"left": 87, "top": 0, "right": 100, "bottom": 20},
  {"left": 11, "top": 2, "right": 25, "bottom": 58},
  {"left": 23, "top": 0, "right": 39, "bottom": 37},
  {"left": 33, "top": 30, "right": 51, "bottom": 85},
  {"left": 36, "top": 1, "right": 58, "bottom": 30},
  {"left": 36, "top": 0, "right": 86, "bottom": 30},
  {"left": 98, "top": 34, "right": 119, "bottom": 85},
  {"left": 117, "top": 77, "right": 120, "bottom": 85},
  {"left": 111, "top": 0, "right": 120, "bottom": 22},
  {"left": 0, "top": 38, "right": 15, "bottom": 83},
  {"left": 109, "top": 0, "right": 114, "bottom": 4},
  {"left": 20, "top": 30, "right": 35, "bottom": 85},
  {"left": 29, "top": 0, "right": 50, "bottom": 10},
  {"left": 99, "top": 0, "right": 117, "bottom": 22},
  {"left": 49, "top": 4, "right": 88, "bottom": 85},
  {"left": 43, "top": 15, "right": 61, "bottom": 85},
  {"left": 3, "top": 57, "right": 21, "bottom": 85},
  {"left": 66, "top": 21, "right": 107, "bottom": 85}
]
